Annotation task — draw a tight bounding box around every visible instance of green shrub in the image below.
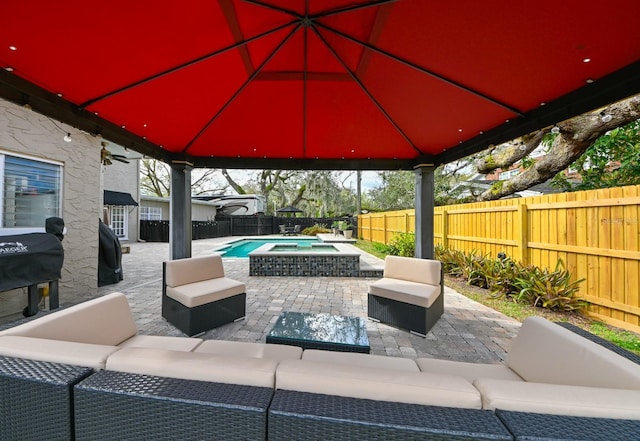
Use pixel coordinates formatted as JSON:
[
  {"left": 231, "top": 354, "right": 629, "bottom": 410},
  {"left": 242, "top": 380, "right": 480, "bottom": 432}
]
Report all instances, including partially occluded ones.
[
  {"left": 510, "top": 259, "right": 587, "bottom": 311},
  {"left": 436, "top": 246, "right": 587, "bottom": 312},
  {"left": 301, "top": 224, "right": 330, "bottom": 236},
  {"left": 435, "top": 246, "right": 464, "bottom": 277},
  {"left": 387, "top": 232, "right": 415, "bottom": 257}
]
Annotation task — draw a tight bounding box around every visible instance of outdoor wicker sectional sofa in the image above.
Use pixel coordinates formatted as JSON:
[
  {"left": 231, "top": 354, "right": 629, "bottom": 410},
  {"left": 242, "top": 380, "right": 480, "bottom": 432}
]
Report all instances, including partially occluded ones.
[{"left": 0, "top": 293, "right": 638, "bottom": 440}]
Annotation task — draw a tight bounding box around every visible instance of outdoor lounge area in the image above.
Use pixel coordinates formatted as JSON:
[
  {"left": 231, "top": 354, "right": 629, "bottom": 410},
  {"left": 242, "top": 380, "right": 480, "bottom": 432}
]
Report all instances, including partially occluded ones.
[{"left": 0, "top": 238, "right": 639, "bottom": 440}]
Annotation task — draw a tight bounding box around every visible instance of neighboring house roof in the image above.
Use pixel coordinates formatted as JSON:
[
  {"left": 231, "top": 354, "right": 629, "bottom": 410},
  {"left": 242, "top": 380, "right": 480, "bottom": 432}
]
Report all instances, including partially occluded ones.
[{"left": 139, "top": 195, "right": 218, "bottom": 207}]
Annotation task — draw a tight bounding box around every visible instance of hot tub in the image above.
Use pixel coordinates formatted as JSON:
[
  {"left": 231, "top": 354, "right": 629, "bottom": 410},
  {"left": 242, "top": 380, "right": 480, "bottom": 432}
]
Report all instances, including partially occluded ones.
[{"left": 249, "top": 243, "right": 361, "bottom": 277}]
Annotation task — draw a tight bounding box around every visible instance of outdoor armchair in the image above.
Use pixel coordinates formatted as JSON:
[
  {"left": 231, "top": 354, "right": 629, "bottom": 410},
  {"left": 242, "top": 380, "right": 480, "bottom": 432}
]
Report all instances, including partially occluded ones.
[
  {"left": 368, "top": 255, "right": 444, "bottom": 336},
  {"left": 162, "top": 255, "right": 246, "bottom": 336}
]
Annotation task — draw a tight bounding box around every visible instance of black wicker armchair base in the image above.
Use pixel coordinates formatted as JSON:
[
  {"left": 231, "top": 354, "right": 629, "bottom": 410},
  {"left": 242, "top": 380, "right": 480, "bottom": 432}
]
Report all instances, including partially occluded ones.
[
  {"left": 496, "top": 409, "right": 640, "bottom": 441},
  {"left": 268, "top": 389, "right": 512, "bottom": 441},
  {"left": 368, "top": 291, "right": 444, "bottom": 337},
  {"left": 162, "top": 291, "right": 246, "bottom": 336},
  {"left": 74, "top": 370, "right": 274, "bottom": 441},
  {"left": 0, "top": 356, "right": 92, "bottom": 441}
]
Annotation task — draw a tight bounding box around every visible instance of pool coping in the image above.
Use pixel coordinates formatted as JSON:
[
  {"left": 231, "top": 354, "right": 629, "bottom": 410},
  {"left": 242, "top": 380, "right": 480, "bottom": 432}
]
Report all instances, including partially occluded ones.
[
  {"left": 210, "top": 236, "right": 322, "bottom": 257},
  {"left": 249, "top": 242, "right": 360, "bottom": 257}
]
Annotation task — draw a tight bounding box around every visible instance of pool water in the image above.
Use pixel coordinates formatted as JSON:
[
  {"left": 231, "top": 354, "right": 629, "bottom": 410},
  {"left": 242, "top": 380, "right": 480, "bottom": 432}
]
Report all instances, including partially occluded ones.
[{"left": 220, "top": 238, "right": 319, "bottom": 258}]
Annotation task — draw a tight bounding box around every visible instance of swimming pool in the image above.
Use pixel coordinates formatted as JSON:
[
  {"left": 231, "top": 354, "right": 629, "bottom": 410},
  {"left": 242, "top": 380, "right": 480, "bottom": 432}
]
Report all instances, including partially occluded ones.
[{"left": 218, "top": 238, "right": 319, "bottom": 258}]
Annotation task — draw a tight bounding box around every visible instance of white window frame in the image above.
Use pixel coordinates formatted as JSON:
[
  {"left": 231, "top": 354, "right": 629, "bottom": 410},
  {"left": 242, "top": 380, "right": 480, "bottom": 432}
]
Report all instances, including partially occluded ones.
[
  {"left": 498, "top": 168, "right": 520, "bottom": 180},
  {"left": 140, "top": 206, "right": 162, "bottom": 221},
  {"left": 0, "top": 150, "right": 64, "bottom": 236},
  {"left": 108, "top": 205, "right": 128, "bottom": 240}
]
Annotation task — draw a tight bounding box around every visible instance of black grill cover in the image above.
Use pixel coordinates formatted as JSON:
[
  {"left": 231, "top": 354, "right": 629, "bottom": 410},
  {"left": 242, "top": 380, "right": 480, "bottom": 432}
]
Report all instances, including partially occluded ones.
[
  {"left": 0, "top": 233, "right": 64, "bottom": 292},
  {"left": 98, "top": 220, "right": 123, "bottom": 287}
]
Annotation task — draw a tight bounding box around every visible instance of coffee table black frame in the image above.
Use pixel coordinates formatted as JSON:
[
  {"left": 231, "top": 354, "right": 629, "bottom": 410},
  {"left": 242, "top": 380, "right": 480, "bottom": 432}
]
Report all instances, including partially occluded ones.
[{"left": 266, "top": 311, "right": 370, "bottom": 353}]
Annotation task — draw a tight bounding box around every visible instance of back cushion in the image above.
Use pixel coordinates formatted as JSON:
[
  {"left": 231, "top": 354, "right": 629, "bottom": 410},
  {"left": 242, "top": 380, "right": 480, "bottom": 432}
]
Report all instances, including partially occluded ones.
[
  {"left": 507, "top": 317, "right": 640, "bottom": 390},
  {"left": 164, "top": 255, "right": 225, "bottom": 287},
  {"left": 383, "top": 255, "right": 441, "bottom": 286},
  {"left": 0, "top": 292, "right": 137, "bottom": 346}
]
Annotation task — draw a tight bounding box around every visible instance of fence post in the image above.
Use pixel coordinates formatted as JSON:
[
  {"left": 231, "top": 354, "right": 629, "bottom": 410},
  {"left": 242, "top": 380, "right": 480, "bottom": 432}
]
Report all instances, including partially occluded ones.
[
  {"left": 441, "top": 208, "right": 448, "bottom": 249},
  {"left": 383, "top": 214, "right": 388, "bottom": 244},
  {"left": 517, "top": 204, "right": 528, "bottom": 264}
]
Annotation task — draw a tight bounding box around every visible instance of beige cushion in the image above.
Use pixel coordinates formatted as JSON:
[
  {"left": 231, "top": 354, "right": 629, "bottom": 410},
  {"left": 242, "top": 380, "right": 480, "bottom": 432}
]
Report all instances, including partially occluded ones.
[
  {"left": 164, "top": 255, "right": 225, "bottom": 287},
  {"left": 383, "top": 255, "right": 441, "bottom": 285},
  {"left": 276, "top": 359, "right": 481, "bottom": 409},
  {"left": 119, "top": 335, "right": 203, "bottom": 351},
  {"left": 369, "top": 278, "right": 441, "bottom": 308},
  {"left": 106, "top": 347, "right": 277, "bottom": 388},
  {"left": 416, "top": 358, "right": 523, "bottom": 382},
  {"left": 166, "top": 278, "right": 246, "bottom": 307},
  {"left": 0, "top": 292, "right": 137, "bottom": 346},
  {"left": 303, "top": 349, "right": 419, "bottom": 372},
  {"left": 0, "top": 335, "right": 120, "bottom": 370},
  {"left": 195, "top": 340, "right": 302, "bottom": 362},
  {"left": 507, "top": 317, "right": 640, "bottom": 389},
  {"left": 475, "top": 378, "right": 640, "bottom": 420}
]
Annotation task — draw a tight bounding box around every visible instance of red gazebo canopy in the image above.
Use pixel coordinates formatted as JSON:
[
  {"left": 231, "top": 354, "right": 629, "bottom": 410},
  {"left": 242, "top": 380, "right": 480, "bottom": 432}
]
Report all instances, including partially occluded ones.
[{"left": 1, "top": 0, "right": 639, "bottom": 169}]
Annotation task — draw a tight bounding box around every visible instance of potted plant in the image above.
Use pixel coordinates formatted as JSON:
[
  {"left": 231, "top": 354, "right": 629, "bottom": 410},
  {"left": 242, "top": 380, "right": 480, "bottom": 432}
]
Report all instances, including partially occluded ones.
[
  {"left": 341, "top": 222, "right": 354, "bottom": 239},
  {"left": 331, "top": 221, "right": 340, "bottom": 236}
]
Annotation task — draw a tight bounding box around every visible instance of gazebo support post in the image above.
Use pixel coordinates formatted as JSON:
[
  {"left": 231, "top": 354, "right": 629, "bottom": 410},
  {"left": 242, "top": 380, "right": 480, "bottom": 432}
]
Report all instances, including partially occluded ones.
[
  {"left": 170, "top": 161, "right": 193, "bottom": 260},
  {"left": 414, "top": 165, "right": 435, "bottom": 259}
]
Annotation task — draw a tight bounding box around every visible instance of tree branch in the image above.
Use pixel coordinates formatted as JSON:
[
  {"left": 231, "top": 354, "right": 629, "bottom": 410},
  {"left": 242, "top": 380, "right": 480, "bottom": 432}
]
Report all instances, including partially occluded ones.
[
  {"left": 221, "top": 169, "right": 246, "bottom": 194},
  {"left": 478, "top": 95, "right": 640, "bottom": 201},
  {"left": 476, "top": 131, "right": 546, "bottom": 174}
]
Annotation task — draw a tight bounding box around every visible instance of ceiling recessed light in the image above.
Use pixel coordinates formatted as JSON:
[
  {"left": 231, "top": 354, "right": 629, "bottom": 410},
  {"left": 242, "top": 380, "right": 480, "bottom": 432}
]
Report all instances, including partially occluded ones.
[
  {"left": 121, "top": 125, "right": 126, "bottom": 128},
  {"left": 458, "top": 128, "right": 463, "bottom": 132},
  {"left": 4, "top": 66, "right": 14, "bottom": 72},
  {"left": 583, "top": 58, "right": 591, "bottom": 63},
  {"left": 56, "top": 93, "right": 63, "bottom": 97},
  {"left": 540, "top": 102, "right": 546, "bottom": 106},
  {"left": 143, "top": 123, "right": 147, "bottom": 128},
  {"left": 586, "top": 78, "right": 595, "bottom": 84},
  {"left": 9, "top": 46, "right": 17, "bottom": 51}
]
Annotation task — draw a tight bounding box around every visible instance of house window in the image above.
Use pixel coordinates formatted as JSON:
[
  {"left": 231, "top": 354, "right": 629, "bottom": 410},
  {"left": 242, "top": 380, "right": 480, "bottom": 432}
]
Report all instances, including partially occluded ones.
[
  {"left": 498, "top": 169, "right": 520, "bottom": 180},
  {"left": 140, "top": 206, "right": 162, "bottom": 221},
  {"left": 109, "top": 205, "right": 127, "bottom": 239},
  {"left": 1, "top": 152, "right": 62, "bottom": 233}
]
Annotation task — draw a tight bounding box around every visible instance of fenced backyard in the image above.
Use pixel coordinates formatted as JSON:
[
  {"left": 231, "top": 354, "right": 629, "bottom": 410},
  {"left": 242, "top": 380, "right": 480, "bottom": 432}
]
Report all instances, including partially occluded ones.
[{"left": 358, "top": 184, "right": 640, "bottom": 333}]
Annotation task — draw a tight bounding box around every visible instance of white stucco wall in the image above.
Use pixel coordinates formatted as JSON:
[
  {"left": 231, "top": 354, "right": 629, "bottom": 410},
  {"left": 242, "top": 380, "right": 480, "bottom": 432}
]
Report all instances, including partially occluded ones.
[{"left": 0, "top": 99, "right": 100, "bottom": 302}]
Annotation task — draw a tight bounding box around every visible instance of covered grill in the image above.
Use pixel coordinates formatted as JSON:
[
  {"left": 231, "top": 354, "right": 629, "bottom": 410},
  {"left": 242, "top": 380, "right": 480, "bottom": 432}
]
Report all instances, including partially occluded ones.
[{"left": 0, "top": 233, "right": 63, "bottom": 316}]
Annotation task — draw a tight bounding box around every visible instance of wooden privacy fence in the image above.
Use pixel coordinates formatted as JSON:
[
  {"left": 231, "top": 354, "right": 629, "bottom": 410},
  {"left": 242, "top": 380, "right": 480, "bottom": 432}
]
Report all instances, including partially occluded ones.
[{"left": 358, "top": 184, "right": 640, "bottom": 333}]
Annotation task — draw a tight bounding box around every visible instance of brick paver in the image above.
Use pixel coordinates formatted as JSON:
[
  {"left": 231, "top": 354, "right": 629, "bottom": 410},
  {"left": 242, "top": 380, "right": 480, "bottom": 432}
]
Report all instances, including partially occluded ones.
[{"left": 92, "top": 237, "right": 521, "bottom": 363}]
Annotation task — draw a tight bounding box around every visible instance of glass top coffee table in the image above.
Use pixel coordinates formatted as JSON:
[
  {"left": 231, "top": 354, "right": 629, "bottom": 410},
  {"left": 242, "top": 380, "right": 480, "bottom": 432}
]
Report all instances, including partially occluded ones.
[{"left": 266, "top": 311, "right": 370, "bottom": 353}]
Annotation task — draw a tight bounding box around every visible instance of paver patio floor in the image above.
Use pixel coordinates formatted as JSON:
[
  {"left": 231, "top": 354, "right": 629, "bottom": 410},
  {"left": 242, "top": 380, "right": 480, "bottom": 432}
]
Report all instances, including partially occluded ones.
[{"left": 94, "top": 237, "right": 521, "bottom": 363}]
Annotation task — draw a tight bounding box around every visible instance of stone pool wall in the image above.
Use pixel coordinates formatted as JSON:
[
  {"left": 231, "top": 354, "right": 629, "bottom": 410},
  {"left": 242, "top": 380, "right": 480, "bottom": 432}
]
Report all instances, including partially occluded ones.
[{"left": 249, "top": 243, "right": 362, "bottom": 277}]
